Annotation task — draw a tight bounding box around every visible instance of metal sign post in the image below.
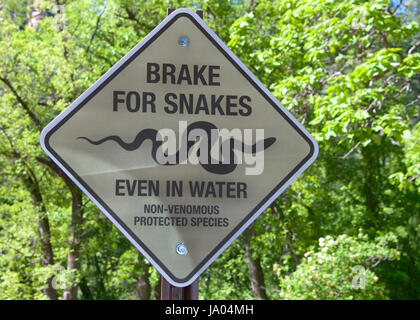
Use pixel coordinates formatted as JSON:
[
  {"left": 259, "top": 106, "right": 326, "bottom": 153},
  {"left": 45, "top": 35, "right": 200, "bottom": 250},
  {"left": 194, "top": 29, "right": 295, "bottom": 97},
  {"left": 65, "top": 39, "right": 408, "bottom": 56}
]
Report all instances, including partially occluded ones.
[{"left": 161, "top": 276, "right": 199, "bottom": 300}]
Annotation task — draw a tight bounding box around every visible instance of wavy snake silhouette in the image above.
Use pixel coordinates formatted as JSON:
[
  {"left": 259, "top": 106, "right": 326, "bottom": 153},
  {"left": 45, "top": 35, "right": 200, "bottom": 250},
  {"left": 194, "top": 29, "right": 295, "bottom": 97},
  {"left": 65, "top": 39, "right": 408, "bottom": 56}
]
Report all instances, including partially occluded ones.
[{"left": 77, "top": 121, "right": 276, "bottom": 175}]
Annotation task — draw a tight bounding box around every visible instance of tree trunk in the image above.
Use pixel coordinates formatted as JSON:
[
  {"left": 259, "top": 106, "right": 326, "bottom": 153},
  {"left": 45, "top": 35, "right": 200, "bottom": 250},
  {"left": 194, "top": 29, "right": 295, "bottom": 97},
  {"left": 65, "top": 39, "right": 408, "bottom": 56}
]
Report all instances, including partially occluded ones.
[
  {"left": 38, "top": 214, "right": 59, "bottom": 300},
  {"left": 243, "top": 226, "right": 268, "bottom": 300},
  {"left": 361, "top": 145, "right": 380, "bottom": 229},
  {"left": 153, "top": 278, "right": 161, "bottom": 300},
  {"left": 34, "top": 158, "right": 84, "bottom": 300},
  {"left": 22, "top": 171, "right": 58, "bottom": 300},
  {"left": 79, "top": 277, "right": 94, "bottom": 300},
  {"left": 135, "top": 253, "right": 151, "bottom": 300},
  {"left": 136, "top": 273, "right": 151, "bottom": 300},
  {"left": 62, "top": 188, "right": 83, "bottom": 300}
]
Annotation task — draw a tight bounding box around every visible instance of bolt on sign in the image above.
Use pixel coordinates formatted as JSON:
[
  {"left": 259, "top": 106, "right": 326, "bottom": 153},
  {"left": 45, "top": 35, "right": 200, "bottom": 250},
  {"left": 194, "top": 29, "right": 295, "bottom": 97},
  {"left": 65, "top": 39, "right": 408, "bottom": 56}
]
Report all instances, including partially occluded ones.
[{"left": 40, "top": 8, "right": 318, "bottom": 287}]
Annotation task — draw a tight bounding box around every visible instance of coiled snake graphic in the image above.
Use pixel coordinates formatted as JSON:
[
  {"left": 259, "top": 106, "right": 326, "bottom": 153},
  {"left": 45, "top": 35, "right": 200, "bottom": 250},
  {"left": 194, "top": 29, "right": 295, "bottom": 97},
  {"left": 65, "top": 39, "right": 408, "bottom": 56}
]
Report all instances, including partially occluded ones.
[{"left": 77, "top": 121, "right": 275, "bottom": 175}]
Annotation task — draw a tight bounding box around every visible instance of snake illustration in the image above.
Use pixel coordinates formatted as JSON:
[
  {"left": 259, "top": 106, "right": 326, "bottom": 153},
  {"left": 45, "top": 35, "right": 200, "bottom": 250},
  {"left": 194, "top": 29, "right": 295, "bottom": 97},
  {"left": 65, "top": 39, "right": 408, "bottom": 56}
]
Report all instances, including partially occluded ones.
[{"left": 77, "top": 121, "right": 276, "bottom": 175}]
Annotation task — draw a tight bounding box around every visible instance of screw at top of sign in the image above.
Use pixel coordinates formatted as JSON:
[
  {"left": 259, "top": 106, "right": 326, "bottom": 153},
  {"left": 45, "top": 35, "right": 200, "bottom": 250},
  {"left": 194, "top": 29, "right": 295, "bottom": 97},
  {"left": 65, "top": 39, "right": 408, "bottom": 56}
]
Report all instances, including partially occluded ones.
[
  {"left": 176, "top": 243, "right": 188, "bottom": 255},
  {"left": 178, "top": 36, "right": 190, "bottom": 47}
]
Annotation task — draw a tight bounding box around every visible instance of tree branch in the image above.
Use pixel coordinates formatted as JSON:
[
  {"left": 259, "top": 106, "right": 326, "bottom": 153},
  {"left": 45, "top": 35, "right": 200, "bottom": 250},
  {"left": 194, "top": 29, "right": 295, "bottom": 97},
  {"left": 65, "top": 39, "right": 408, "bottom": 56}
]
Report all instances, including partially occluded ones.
[
  {"left": 35, "top": 156, "right": 79, "bottom": 196},
  {"left": 408, "top": 40, "right": 420, "bottom": 55},
  {"left": 86, "top": 1, "right": 107, "bottom": 54},
  {"left": 340, "top": 142, "right": 361, "bottom": 159},
  {"left": 0, "top": 76, "right": 43, "bottom": 131},
  {"left": 388, "top": 0, "right": 403, "bottom": 15}
]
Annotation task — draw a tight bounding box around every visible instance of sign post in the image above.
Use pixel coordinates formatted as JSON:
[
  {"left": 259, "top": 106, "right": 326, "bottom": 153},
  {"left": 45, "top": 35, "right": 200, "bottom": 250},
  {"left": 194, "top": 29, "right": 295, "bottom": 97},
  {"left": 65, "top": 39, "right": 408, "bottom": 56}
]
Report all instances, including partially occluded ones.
[
  {"left": 40, "top": 8, "right": 318, "bottom": 297},
  {"left": 161, "top": 276, "right": 199, "bottom": 300}
]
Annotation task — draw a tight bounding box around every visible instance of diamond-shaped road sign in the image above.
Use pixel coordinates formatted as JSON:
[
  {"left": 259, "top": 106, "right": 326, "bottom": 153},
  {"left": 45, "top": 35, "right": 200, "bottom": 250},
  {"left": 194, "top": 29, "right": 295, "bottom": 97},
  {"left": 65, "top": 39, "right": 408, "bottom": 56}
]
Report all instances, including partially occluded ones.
[{"left": 40, "top": 8, "right": 318, "bottom": 287}]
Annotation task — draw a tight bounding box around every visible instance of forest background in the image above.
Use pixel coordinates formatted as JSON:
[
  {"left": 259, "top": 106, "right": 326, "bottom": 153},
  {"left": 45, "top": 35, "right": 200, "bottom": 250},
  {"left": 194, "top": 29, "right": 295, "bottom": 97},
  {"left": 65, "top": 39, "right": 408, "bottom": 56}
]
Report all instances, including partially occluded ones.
[{"left": 0, "top": 0, "right": 419, "bottom": 300}]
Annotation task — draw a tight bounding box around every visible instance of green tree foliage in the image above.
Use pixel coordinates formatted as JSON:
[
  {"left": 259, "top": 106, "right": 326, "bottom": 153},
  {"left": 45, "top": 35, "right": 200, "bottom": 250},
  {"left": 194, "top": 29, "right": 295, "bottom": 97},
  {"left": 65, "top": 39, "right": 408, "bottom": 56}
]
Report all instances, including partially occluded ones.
[
  {"left": 278, "top": 232, "right": 399, "bottom": 299},
  {"left": 226, "top": 0, "right": 420, "bottom": 300},
  {"left": 0, "top": 0, "right": 418, "bottom": 299}
]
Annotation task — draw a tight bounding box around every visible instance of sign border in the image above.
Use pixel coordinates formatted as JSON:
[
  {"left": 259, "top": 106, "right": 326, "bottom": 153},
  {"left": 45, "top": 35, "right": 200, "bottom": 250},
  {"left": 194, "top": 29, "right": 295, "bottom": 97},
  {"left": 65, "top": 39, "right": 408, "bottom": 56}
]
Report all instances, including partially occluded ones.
[{"left": 40, "top": 8, "right": 318, "bottom": 287}]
